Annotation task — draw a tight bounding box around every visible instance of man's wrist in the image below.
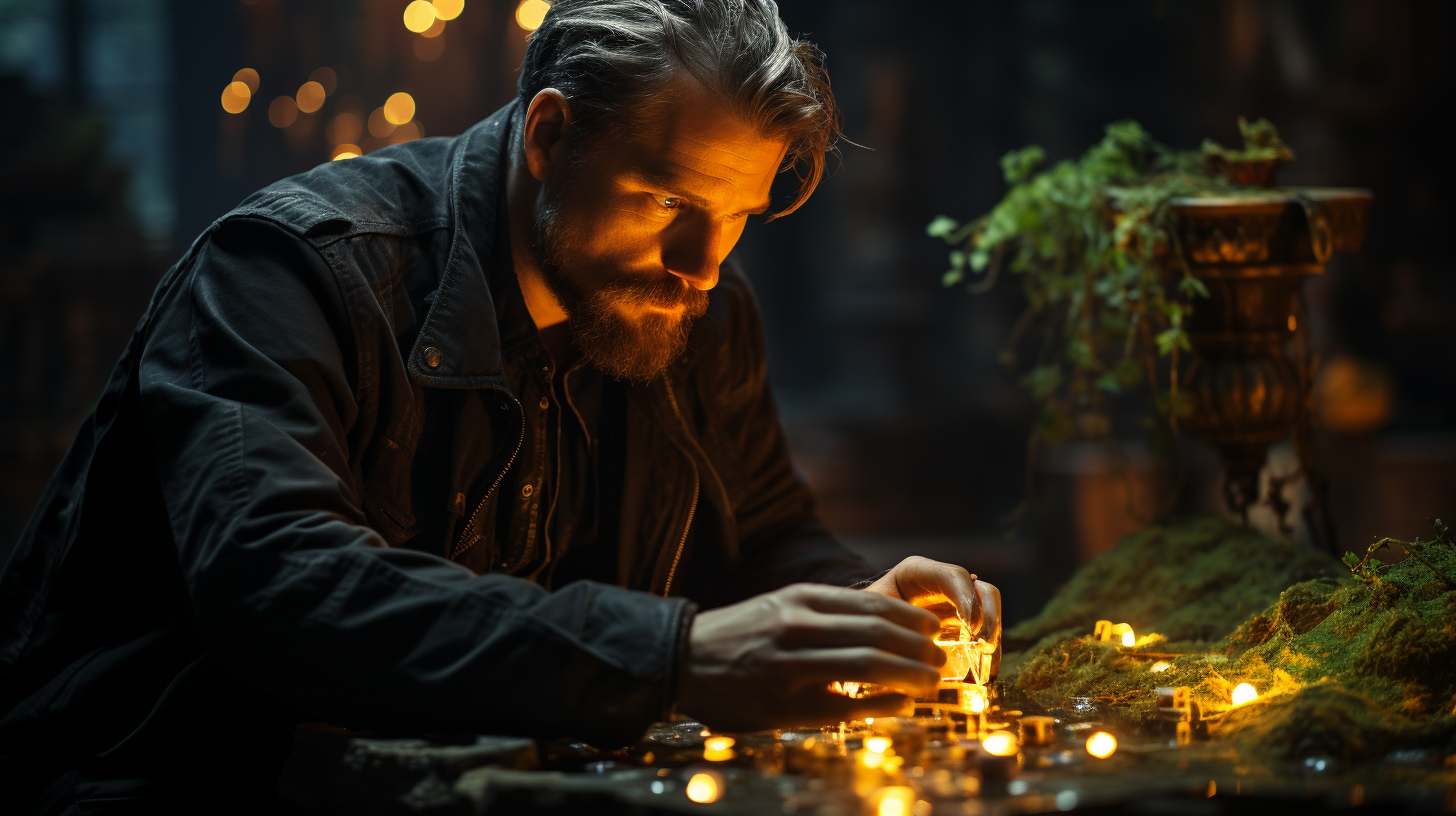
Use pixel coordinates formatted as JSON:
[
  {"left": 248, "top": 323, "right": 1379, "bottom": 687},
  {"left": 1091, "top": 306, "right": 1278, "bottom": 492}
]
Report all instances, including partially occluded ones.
[{"left": 663, "top": 599, "right": 698, "bottom": 721}]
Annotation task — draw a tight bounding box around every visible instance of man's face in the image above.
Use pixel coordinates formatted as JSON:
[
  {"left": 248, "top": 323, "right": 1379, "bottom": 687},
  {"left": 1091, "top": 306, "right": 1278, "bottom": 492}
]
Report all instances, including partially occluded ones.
[{"left": 530, "top": 80, "right": 789, "bottom": 381}]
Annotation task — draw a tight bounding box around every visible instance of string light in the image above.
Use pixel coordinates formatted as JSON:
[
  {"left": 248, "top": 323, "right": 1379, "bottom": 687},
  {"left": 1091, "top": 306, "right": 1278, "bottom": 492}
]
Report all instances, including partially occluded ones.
[
  {"left": 516, "top": 0, "right": 549, "bottom": 31},
  {"left": 383, "top": 92, "right": 416, "bottom": 125},
  {"left": 220, "top": 81, "right": 251, "bottom": 114},
  {"left": 296, "top": 81, "right": 326, "bottom": 114},
  {"left": 403, "top": 0, "right": 436, "bottom": 33}
]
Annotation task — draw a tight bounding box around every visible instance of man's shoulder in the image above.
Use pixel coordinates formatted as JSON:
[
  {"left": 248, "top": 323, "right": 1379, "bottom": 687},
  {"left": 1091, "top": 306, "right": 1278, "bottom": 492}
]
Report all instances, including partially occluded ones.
[{"left": 225, "top": 136, "right": 463, "bottom": 247}]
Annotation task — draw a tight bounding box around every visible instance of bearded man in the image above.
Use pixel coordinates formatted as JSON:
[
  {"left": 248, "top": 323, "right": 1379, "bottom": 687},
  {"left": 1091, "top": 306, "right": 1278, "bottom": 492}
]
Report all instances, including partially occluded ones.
[{"left": 0, "top": 1, "right": 999, "bottom": 812}]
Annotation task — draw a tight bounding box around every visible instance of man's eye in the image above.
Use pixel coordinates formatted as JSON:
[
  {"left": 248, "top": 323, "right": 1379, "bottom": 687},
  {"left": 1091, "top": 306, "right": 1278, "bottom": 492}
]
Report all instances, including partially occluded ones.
[{"left": 657, "top": 196, "right": 682, "bottom": 210}]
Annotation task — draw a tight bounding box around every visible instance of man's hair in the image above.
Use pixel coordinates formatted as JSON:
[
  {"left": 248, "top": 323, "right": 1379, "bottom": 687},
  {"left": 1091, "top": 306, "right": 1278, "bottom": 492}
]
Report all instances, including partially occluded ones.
[{"left": 517, "top": 0, "right": 840, "bottom": 219}]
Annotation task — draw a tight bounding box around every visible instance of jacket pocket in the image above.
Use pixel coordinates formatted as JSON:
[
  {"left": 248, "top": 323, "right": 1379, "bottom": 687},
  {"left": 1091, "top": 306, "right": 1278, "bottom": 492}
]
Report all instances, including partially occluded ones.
[{"left": 361, "top": 435, "right": 418, "bottom": 544}]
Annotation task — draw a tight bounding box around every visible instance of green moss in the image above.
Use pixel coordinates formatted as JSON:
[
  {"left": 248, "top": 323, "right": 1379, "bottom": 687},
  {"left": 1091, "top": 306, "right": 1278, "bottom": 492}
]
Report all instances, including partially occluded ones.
[{"left": 1006, "top": 517, "right": 1456, "bottom": 761}]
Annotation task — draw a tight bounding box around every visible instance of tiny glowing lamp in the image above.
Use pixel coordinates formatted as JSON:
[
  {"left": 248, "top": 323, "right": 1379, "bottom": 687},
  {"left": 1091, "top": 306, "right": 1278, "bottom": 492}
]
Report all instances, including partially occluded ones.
[
  {"left": 1085, "top": 731, "right": 1117, "bottom": 759},
  {"left": 516, "top": 0, "right": 549, "bottom": 31},
  {"left": 685, "top": 771, "right": 722, "bottom": 803},
  {"left": 702, "top": 736, "right": 735, "bottom": 761},
  {"left": 403, "top": 0, "right": 437, "bottom": 33},
  {"left": 1122, "top": 630, "right": 1136, "bottom": 647},
  {"left": 968, "top": 687, "right": 987, "bottom": 713},
  {"left": 865, "top": 736, "right": 891, "bottom": 754},
  {"left": 981, "top": 731, "right": 1018, "bottom": 757},
  {"left": 1232, "top": 683, "right": 1258, "bottom": 706}
]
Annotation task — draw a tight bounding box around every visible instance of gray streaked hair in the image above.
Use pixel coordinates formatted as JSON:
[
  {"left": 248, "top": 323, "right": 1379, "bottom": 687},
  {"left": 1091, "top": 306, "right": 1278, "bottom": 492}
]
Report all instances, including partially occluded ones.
[{"left": 517, "top": 0, "right": 840, "bottom": 219}]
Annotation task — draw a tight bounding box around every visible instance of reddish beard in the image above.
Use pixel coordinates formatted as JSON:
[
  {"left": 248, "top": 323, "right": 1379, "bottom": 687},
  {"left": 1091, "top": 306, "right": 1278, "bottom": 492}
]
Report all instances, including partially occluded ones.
[{"left": 531, "top": 191, "right": 709, "bottom": 381}]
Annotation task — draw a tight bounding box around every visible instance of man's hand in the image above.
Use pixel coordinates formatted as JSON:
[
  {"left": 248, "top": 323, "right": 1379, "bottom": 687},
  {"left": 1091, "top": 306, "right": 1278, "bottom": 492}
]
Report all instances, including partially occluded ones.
[
  {"left": 676, "top": 583, "right": 945, "bottom": 732},
  {"left": 863, "top": 556, "right": 1002, "bottom": 674}
]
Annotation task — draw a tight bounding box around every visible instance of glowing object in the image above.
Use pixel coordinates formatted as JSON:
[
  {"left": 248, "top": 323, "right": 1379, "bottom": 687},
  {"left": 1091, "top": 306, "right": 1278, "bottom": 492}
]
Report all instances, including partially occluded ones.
[
  {"left": 1150, "top": 661, "right": 1172, "bottom": 673},
  {"left": 1232, "top": 683, "right": 1258, "bottom": 706},
  {"left": 1085, "top": 731, "right": 1117, "bottom": 759},
  {"left": 232, "top": 68, "right": 260, "bottom": 94},
  {"left": 383, "top": 92, "right": 416, "bottom": 125},
  {"left": 1122, "top": 630, "right": 1136, "bottom": 647},
  {"left": 432, "top": 0, "right": 464, "bottom": 21},
  {"left": 220, "top": 81, "right": 251, "bottom": 114},
  {"left": 516, "top": 0, "right": 549, "bottom": 31},
  {"left": 981, "top": 731, "right": 1018, "bottom": 757},
  {"left": 860, "top": 750, "right": 884, "bottom": 769},
  {"left": 968, "top": 687, "right": 986, "bottom": 713},
  {"left": 331, "top": 144, "right": 361, "bottom": 160},
  {"left": 873, "top": 787, "right": 916, "bottom": 816},
  {"left": 403, "top": 0, "right": 436, "bottom": 33},
  {"left": 865, "top": 736, "right": 891, "bottom": 754},
  {"left": 685, "top": 772, "right": 721, "bottom": 803},
  {"left": 296, "top": 81, "right": 326, "bottom": 113},
  {"left": 703, "top": 736, "right": 735, "bottom": 761}
]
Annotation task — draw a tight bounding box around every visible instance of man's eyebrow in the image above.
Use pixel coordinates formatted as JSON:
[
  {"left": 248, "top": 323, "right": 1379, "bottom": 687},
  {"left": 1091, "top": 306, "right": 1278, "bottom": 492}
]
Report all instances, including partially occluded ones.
[{"left": 625, "top": 170, "right": 771, "bottom": 217}]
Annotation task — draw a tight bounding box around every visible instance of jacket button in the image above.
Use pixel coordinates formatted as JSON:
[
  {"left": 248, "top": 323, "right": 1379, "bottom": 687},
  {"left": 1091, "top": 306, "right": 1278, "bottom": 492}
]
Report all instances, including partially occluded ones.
[
  {"left": 521, "top": 483, "right": 534, "bottom": 498},
  {"left": 423, "top": 347, "right": 442, "bottom": 368},
  {"left": 539, "top": 397, "right": 549, "bottom": 410}
]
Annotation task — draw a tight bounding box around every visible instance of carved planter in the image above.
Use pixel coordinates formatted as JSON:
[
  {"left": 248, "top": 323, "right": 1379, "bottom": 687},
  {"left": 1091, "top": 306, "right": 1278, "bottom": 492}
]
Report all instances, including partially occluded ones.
[{"left": 1167, "top": 188, "right": 1371, "bottom": 514}]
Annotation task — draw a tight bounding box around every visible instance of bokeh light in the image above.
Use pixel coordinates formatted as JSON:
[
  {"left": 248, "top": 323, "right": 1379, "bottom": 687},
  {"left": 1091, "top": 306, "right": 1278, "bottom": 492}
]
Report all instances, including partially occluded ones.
[
  {"left": 296, "top": 81, "right": 326, "bottom": 113},
  {"left": 331, "top": 144, "right": 362, "bottom": 160},
  {"left": 403, "top": 0, "right": 436, "bottom": 33},
  {"left": 383, "top": 92, "right": 416, "bottom": 125},
  {"left": 865, "top": 736, "right": 891, "bottom": 754},
  {"left": 220, "top": 81, "right": 251, "bottom": 114},
  {"left": 268, "top": 96, "right": 298, "bottom": 128},
  {"left": 685, "top": 772, "right": 721, "bottom": 803},
  {"left": 389, "top": 121, "right": 423, "bottom": 144},
  {"left": 420, "top": 15, "right": 446, "bottom": 38},
  {"left": 231, "top": 67, "right": 260, "bottom": 94},
  {"left": 702, "top": 736, "right": 735, "bottom": 761},
  {"left": 1086, "top": 731, "right": 1117, "bottom": 759},
  {"left": 308, "top": 67, "right": 337, "bottom": 96},
  {"left": 326, "top": 112, "right": 363, "bottom": 145},
  {"left": 368, "top": 108, "right": 396, "bottom": 138},
  {"left": 413, "top": 32, "right": 447, "bottom": 62},
  {"left": 1232, "top": 683, "right": 1258, "bottom": 706},
  {"left": 1121, "top": 630, "right": 1136, "bottom": 647},
  {"left": 432, "top": 0, "right": 464, "bottom": 21},
  {"left": 516, "top": 0, "right": 549, "bottom": 31},
  {"left": 981, "top": 731, "right": 1018, "bottom": 757},
  {"left": 873, "top": 787, "right": 916, "bottom": 816}
]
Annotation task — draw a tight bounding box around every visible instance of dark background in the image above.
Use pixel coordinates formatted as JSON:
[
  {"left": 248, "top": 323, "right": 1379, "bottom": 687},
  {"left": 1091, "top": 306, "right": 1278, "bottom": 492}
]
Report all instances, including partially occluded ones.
[{"left": 2, "top": 0, "right": 1452, "bottom": 625}]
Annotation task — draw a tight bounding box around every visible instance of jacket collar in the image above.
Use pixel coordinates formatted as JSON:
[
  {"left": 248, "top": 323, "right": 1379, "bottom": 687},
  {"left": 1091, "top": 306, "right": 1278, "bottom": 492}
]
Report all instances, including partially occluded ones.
[{"left": 405, "top": 101, "right": 520, "bottom": 390}]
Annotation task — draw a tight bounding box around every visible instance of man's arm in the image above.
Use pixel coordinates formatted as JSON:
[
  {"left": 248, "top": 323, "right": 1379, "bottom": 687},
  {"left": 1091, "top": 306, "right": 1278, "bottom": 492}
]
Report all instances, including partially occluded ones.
[{"left": 139, "top": 216, "right": 691, "bottom": 745}]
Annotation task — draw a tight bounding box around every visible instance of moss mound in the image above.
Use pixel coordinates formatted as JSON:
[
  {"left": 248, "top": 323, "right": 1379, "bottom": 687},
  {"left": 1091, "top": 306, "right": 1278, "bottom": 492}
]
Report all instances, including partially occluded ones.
[{"left": 1006, "top": 517, "right": 1456, "bottom": 762}]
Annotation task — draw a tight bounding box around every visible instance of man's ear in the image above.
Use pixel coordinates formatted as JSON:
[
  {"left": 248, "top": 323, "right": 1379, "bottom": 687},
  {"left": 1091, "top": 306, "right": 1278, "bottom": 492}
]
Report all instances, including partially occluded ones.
[{"left": 522, "top": 89, "right": 573, "bottom": 183}]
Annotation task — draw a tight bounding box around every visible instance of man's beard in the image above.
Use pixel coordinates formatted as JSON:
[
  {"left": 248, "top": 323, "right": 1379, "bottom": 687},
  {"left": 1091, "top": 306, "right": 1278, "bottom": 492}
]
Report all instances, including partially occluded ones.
[{"left": 530, "top": 192, "right": 709, "bottom": 382}]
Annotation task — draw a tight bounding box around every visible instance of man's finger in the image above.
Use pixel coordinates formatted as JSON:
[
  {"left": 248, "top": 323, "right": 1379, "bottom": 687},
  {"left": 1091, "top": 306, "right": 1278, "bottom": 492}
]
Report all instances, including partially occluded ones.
[
  {"left": 792, "top": 584, "right": 940, "bottom": 634},
  {"left": 785, "top": 647, "right": 942, "bottom": 694},
  {"left": 779, "top": 611, "right": 945, "bottom": 667}
]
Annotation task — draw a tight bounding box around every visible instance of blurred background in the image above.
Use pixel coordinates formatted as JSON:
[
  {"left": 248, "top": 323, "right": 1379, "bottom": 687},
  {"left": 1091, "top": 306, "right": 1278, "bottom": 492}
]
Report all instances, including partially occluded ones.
[{"left": 1, "top": 0, "right": 1452, "bottom": 625}]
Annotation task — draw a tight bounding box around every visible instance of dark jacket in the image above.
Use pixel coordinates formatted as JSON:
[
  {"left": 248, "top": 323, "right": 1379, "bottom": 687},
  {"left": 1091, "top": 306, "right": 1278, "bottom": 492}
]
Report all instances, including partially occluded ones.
[{"left": 0, "top": 101, "right": 874, "bottom": 811}]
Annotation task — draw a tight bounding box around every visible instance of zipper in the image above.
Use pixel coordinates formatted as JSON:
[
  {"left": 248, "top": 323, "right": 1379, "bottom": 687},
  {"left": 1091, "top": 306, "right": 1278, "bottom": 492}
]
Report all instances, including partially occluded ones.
[
  {"left": 660, "top": 374, "right": 698, "bottom": 597},
  {"left": 452, "top": 395, "right": 525, "bottom": 560}
]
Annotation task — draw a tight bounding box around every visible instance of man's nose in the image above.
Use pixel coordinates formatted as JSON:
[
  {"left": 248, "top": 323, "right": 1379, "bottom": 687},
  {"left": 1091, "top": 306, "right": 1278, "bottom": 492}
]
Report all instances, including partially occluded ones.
[{"left": 663, "top": 220, "right": 721, "bottom": 291}]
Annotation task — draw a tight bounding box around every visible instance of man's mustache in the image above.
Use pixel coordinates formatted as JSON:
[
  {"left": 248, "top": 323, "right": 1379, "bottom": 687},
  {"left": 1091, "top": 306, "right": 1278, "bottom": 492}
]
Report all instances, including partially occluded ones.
[{"left": 599, "top": 274, "right": 710, "bottom": 314}]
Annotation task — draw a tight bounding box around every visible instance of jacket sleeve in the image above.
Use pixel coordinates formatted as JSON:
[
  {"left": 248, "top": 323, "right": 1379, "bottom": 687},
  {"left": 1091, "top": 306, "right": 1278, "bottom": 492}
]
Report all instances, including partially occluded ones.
[
  {"left": 138, "top": 216, "right": 692, "bottom": 746},
  {"left": 701, "top": 264, "right": 880, "bottom": 602}
]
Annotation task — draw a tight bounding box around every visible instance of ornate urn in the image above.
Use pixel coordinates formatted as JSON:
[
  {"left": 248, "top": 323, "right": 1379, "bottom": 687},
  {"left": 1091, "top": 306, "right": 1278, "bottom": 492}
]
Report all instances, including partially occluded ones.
[{"left": 1168, "top": 189, "right": 1371, "bottom": 516}]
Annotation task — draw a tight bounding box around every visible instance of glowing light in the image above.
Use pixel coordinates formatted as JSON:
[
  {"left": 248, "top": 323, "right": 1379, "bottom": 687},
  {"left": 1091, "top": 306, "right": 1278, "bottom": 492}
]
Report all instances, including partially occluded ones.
[
  {"left": 703, "top": 736, "right": 735, "bottom": 762},
  {"left": 326, "top": 112, "right": 363, "bottom": 145},
  {"left": 873, "top": 787, "right": 917, "bottom": 816},
  {"left": 685, "top": 772, "right": 721, "bottom": 804},
  {"left": 389, "top": 121, "right": 423, "bottom": 144},
  {"left": 699, "top": 728, "right": 711, "bottom": 737},
  {"left": 220, "top": 81, "right": 251, "bottom": 114},
  {"left": 864, "top": 718, "right": 874, "bottom": 725},
  {"left": 383, "top": 92, "right": 415, "bottom": 125},
  {"left": 309, "top": 67, "right": 337, "bottom": 96},
  {"left": 860, "top": 750, "right": 884, "bottom": 769},
  {"left": 232, "top": 68, "right": 260, "bottom": 94},
  {"left": 403, "top": 0, "right": 437, "bottom": 33},
  {"left": 865, "top": 736, "right": 891, "bottom": 754},
  {"left": 516, "top": 0, "right": 549, "bottom": 31},
  {"left": 331, "top": 144, "right": 361, "bottom": 160},
  {"left": 981, "top": 731, "right": 1018, "bottom": 757},
  {"left": 1150, "top": 661, "right": 1172, "bottom": 673},
  {"left": 1232, "top": 683, "right": 1258, "bottom": 706},
  {"left": 1122, "top": 630, "right": 1136, "bottom": 648},
  {"left": 934, "top": 618, "right": 974, "bottom": 681},
  {"left": 420, "top": 15, "right": 446, "bottom": 37},
  {"left": 368, "top": 108, "right": 396, "bottom": 138},
  {"left": 296, "top": 81, "right": 326, "bottom": 113},
  {"left": 968, "top": 688, "right": 986, "bottom": 713},
  {"left": 1085, "top": 731, "right": 1117, "bottom": 759},
  {"left": 432, "top": 0, "right": 464, "bottom": 20},
  {"left": 1288, "top": 314, "right": 1297, "bottom": 332},
  {"left": 268, "top": 96, "right": 298, "bottom": 128}
]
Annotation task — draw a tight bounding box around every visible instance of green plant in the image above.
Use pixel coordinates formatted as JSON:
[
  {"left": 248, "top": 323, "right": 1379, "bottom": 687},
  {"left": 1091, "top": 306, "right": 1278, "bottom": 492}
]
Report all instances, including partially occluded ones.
[{"left": 1202, "top": 116, "right": 1295, "bottom": 164}]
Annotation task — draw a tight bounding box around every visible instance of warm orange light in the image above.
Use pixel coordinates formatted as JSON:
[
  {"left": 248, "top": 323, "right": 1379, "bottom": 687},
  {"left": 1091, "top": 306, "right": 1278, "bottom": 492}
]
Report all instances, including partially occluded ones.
[
  {"left": 331, "top": 144, "right": 362, "bottom": 160},
  {"left": 420, "top": 15, "right": 446, "bottom": 37},
  {"left": 968, "top": 688, "right": 987, "bottom": 713},
  {"left": 308, "top": 67, "right": 337, "bottom": 96},
  {"left": 859, "top": 750, "right": 884, "bottom": 769},
  {"left": 1150, "top": 660, "right": 1172, "bottom": 673},
  {"left": 368, "top": 107, "right": 396, "bottom": 138},
  {"left": 220, "top": 81, "right": 251, "bottom": 114},
  {"left": 703, "top": 736, "right": 735, "bottom": 762},
  {"left": 865, "top": 736, "right": 891, "bottom": 754},
  {"left": 268, "top": 96, "right": 298, "bottom": 128},
  {"left": 515, "top": 0, "right": 549, "bottom": 31},
  {"left": 383, "top": 92, "right": 416, "bottom": 126},
  {"left": 296, "top": 81, "right": 326, "bottom": 113},
  {"left": 1086, "top": 731, "right": 1117, "bottom": 759},
  {"left": 389, "top": 121, "right": 423, "bottom": 144},
  {"left": 432, "top": 0, "right": 464, "bottom": 20},
  {"left": 1232, "top": 683, "right": 1258, "bottom": 706},
  {"left": 403, "top": 0, "right": 437, "bottom": 33},
  {"left": 326, "top": 112, "right": 363, "bottom": 145},
  {"left": 873, "top": 787, "right": 916, "bottom": 816},
  {"left": 685, "top": 772, "right": 721, "bottom": 803},
  {"left": 231, "top": 68, "right": 259, "bottom": 94},
  {"left": 1122, "top": 630, "right": 1136, "bottom": 647},
  {"left": 981, "top": 731, "right": 1018, "bottom": 757}
]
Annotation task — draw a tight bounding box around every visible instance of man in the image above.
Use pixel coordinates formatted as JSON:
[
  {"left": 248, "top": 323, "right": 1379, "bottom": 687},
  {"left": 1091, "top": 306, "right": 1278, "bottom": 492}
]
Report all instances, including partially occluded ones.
[{"left": 0, "top": 1, "right": 1000, "bottom": 812}]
